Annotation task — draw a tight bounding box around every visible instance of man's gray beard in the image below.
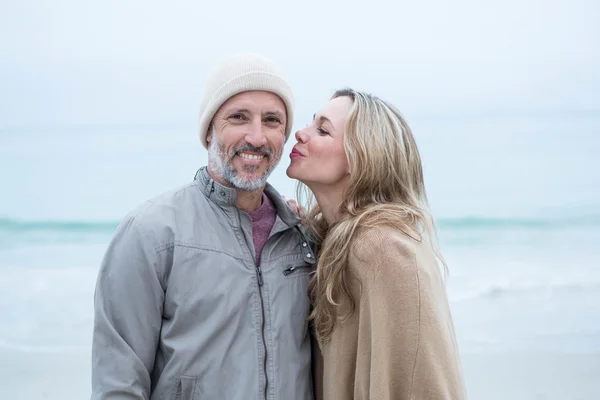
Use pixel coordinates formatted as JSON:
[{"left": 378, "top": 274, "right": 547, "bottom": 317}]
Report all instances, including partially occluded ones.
[{"left": 208, "top": 131, "right": 281, "bottom": 192}]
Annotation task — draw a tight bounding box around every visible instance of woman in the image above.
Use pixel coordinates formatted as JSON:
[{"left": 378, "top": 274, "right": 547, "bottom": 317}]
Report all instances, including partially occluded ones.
[{"left": 287, "top": 88, "right": 467, "bottom": 399}]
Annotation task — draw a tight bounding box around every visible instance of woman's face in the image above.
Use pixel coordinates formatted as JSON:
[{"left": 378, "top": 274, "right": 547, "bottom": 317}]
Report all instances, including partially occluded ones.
[{"left": 286, "top": 96, "right": 352, "bottom": 189}]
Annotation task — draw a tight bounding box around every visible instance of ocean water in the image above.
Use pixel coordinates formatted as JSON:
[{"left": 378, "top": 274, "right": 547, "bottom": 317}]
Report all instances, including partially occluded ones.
[{"left": 1, "top": 113, "right": 599, "bottom": 398}]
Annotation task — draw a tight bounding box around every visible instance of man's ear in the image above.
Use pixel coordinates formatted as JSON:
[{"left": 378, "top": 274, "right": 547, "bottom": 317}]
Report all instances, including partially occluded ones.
[{"left": 206, "top": 124, "right": 213, "bottom": 143}]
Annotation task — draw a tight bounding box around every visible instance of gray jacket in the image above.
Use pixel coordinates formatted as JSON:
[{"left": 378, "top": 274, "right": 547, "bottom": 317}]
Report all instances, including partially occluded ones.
[{"left": 92, "top": 167, "right": 315, "bottom": 400}]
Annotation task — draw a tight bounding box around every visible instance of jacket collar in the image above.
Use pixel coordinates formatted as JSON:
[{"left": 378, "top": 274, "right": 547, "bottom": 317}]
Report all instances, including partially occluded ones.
[{"left": 194, "top": 167, "right": 301, "bottom": 228}]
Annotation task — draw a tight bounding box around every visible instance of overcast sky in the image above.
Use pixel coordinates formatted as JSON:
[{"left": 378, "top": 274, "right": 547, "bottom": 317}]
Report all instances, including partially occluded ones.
[{"left": 1, "top": 0, "right": 598, "bottom": 130}]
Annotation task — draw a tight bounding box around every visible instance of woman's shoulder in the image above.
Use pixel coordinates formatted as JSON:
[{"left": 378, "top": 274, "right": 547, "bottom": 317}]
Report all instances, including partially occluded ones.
[
  {"left": 347, "top": 222, "right": 445, "bottom": 299},
  {"left": 351, "top": 223, "right": 420, "bottom": 257},
  {"left": 347, "top": 224, "right": 421, "bottom": 280}
]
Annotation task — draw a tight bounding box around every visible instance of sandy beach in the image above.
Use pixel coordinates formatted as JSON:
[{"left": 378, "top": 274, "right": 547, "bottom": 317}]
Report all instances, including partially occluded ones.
[{"left": 1, "top": 346, "right": 599, "bottom": 399}]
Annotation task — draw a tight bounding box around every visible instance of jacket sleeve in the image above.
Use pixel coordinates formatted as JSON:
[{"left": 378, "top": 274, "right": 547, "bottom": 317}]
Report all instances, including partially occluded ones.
[
  {"left": 351, "top": 230, "right": 466, "bottom": 400},
  {"left": 91, "top": 215, "right": 164, "bottom": 399}
]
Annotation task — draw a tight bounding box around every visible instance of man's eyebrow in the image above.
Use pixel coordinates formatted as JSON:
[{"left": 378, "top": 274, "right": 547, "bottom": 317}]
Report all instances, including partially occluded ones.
[{"left": 224, "top": 108, "right": 250, "bottom": 114}]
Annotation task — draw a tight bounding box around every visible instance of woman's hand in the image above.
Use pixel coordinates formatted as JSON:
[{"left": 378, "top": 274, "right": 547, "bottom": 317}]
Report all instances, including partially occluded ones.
[{"left": 282, "top": 195, "right": 305, "bottom": 219}]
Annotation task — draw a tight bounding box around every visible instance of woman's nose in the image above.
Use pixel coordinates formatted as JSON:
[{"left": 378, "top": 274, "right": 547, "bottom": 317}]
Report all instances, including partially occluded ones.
[{"left": 295, "top": 128, "right": 308, "bottom": 143}]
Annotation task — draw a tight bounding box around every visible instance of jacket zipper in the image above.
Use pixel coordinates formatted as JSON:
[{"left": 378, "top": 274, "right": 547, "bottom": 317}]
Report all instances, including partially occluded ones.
[
  {"left": 255, "top": 265, "right": 268, "bottom": 400},
  {"left": 252, "top": 226, "right": 312, "bottom": 399},
  {"left": 282, "top": 264, "right": 312, "bottom": 276}
]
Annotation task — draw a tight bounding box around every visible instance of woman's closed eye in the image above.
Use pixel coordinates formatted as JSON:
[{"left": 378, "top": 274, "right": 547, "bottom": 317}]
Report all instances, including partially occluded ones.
[{"left": 317, "top": 127, "right": 330, "bottom": 136}]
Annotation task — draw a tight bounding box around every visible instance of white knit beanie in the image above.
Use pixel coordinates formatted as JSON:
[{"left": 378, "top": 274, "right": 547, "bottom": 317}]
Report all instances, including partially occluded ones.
[{"left": 197, "top": 53, "right": 295, "bottom": 149}]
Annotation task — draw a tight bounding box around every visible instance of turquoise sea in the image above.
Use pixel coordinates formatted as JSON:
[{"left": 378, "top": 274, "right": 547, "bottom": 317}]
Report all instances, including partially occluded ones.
[{"left": 1, "top": 112, "right": 599, "bottom": 399}]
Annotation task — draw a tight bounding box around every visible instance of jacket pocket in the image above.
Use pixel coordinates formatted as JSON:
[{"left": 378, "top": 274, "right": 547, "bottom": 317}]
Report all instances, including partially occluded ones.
[
  {"left": 282, "top": 262, "right": 313, "bottom": 277},
  {"left": 171, "top": 375, "right": 200, "bottom": 400}
]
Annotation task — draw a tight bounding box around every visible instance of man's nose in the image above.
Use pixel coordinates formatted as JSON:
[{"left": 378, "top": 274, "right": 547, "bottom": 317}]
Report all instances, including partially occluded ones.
[{"left": 245, "top": 121, "right": 267, "bottom": 148}]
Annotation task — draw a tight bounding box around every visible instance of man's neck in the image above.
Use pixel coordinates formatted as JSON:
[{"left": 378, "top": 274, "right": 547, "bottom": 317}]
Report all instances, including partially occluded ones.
[
  {"left": 236, "top": 189, "right": 264, "bottom": 214},
  {"left": 207, "top": 167, "right": 265, "bottom": 213}
]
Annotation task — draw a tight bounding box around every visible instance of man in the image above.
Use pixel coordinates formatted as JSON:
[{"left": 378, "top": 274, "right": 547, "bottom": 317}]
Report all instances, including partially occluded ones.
[{"left": 91, "top": 53, "right": 315, "bottom": 400}]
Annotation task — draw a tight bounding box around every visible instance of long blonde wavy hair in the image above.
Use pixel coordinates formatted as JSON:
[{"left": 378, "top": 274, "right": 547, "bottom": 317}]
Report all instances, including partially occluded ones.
[{"left": 298, "top": 88, "right": 448, "bottom": 346}]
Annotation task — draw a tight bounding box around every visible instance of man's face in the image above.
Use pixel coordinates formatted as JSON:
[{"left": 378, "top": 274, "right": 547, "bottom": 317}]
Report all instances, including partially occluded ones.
[{"left": 207, "top": 90, "right": 287, "bottom": 191}]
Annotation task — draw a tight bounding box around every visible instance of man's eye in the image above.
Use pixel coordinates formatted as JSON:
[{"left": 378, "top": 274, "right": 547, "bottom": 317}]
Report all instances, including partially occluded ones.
[
  {"left": 230, "top": 114, "right": 246, "bottom": 120},
  {"left": 265, "top": 117, "right": 281, "bottom": 123}
]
